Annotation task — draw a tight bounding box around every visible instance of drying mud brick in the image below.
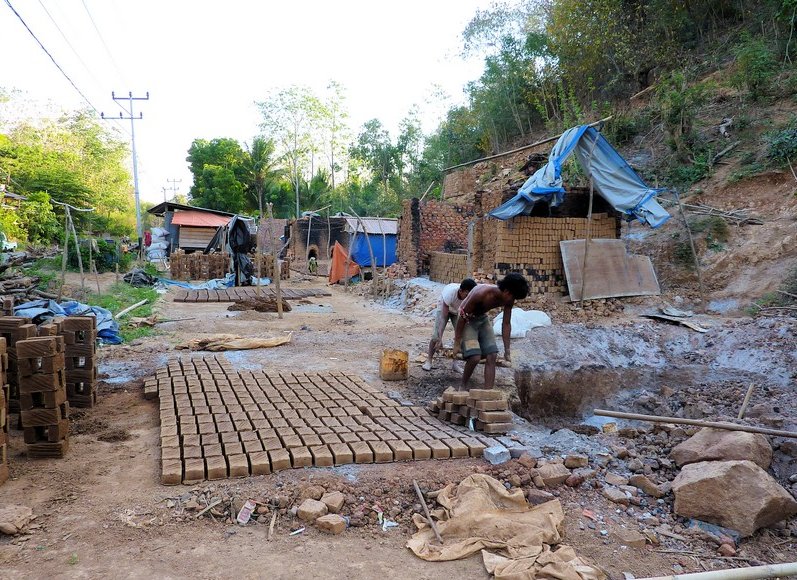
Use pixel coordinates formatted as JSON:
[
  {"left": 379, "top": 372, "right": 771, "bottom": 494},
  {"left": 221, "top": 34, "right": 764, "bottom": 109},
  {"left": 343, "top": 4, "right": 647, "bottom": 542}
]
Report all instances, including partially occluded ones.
[
  {"left": 330, "top": 442, "right": 354, "bottom": 465},
  {"left": 15, "top": 336, "right": 64, "bottom": 358},
  {"left": 310, "top": 445, "right": 334, "bottom": 467},
  {"left": 20, "top": 402, "right": 68, "bottom": 427},
  {"left": 479, "top": 422, "right": 513, "bottom": 434},
  {"left": 249, "top": 451, "right": 271, "bottom": 475},
  {"left": 228, "top": 454, "right": 249, "bottom": 477},
  {"left": 475, "top": 399, "right": 509, "bottom": 411},
  {"left": 461, "top": 437, "right": 487, "bottom": 457},
  {"left": 182, "top": 458, "right": 206, "bottom": 483},
  {"left": 290, "top": 446, "right": 313, "bottom": 468},
  {"left": 27, "top": 439, "right": 69, "bottom": 459},
  {"left": 350, "top": 441, "right": 374, "bottom": 463},
  {"left": 469, "top": 389, "right": 504, "bottom": 401},
  {"left": 321, "top": 491, "right": 345, "bottom": 514},
  {"left": 269, "top": 449, "right": 291, "bottom": 471},
  {"left": 19, "top": 388, "right": 66, "bottom": 409},
  {"left": 443, "top": 438, "right": 469, "bottom": 458},
  {"left": 369, "top": 441, "right": 393, "bottom": 463},
  {"left": 427, "top": 439, "right": 451, "bottom": 459},
  {"left": 23, "top": 421, "right": 68, "bottom": 444},
  {"left": 387, "top": 440, "right": 413, "bottom": 461},
  {"left": 205, "top": 455, "right": 228, "bottom": 480},
  {"left": 407, "top": 440, "right": 432, "bottom": 460},
  {"left": 60, "top": 317, "right": 96, "bottom": 332},
  {"left": 478, "top": 410, "right": 513, "bottom": 423}
]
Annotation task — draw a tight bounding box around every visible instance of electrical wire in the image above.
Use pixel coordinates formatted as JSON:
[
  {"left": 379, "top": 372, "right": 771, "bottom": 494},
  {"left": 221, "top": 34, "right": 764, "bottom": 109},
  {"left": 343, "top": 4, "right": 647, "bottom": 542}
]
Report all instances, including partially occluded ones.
[
  {"left": 4, "top": 0, "right": 102, "bottom": 116},
  {"left": 37, "top": 0, "right": 101, "bottom": 89},
  {"left": 80, "top": 0, "right": 127, "bottom": 88}
]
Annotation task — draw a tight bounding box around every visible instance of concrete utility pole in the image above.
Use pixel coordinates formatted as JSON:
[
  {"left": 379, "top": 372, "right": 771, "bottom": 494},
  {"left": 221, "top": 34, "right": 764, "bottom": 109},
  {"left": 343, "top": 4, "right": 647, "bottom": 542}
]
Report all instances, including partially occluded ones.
[
  {"left": 101, "top": 91, "right": 149, "bottom": 253},
  {"left": 167, "top": 178, "right": 182, "bottom": 200}
]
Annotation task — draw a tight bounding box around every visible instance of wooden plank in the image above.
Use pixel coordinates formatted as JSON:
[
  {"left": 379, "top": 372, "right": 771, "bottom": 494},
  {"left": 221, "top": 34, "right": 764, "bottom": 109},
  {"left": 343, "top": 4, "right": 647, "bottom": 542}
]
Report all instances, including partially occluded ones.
[{"left": 560, "top": 239, "right": 660, "bottom": 301}]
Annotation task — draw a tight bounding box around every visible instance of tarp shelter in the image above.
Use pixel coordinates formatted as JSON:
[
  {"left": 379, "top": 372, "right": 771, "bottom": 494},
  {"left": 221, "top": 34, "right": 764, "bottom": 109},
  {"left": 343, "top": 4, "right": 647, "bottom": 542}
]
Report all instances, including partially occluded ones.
[
  {"left": 206, "top": 215, "right": 254, "bottom": 286},
  {"left": 489, "top": 125, "right": 670, "bottom": 228},
  {"left": 343, "top": 217, "right": 397, "bottom": 267},
  {"left": 328, "top": 241, "right": 360, "bottom": 284}
]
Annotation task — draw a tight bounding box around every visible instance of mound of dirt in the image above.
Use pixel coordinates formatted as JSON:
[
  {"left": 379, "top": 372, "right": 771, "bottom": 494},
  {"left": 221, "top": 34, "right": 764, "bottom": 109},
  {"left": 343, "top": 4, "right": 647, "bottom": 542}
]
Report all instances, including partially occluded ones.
[{"left": 227, "top": 297, "right": 292, "bottom": 313}]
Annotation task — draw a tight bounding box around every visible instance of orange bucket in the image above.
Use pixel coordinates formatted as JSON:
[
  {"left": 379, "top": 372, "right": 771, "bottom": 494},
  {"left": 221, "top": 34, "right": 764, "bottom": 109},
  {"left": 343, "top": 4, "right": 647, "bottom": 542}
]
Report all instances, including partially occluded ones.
[{"left": 379, "top": 349, "right": 408, "bottom": 381}]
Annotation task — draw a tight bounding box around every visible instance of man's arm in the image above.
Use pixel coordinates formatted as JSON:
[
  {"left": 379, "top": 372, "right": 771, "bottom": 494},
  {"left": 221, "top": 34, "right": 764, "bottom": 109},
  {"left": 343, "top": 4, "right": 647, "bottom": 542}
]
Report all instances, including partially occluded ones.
[
  {"left": 501, "top": 302, "right": 513, "bottom": 362},
  {"left": 452, "top": 315, "right": 466, "bottom": 357}
]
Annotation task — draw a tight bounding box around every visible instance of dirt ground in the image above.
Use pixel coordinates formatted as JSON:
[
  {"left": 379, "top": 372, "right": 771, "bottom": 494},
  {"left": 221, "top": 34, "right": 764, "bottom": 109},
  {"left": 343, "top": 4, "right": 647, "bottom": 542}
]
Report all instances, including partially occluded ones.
[{"left": 1, "top": 275, "right": 795, "bottom": 579}]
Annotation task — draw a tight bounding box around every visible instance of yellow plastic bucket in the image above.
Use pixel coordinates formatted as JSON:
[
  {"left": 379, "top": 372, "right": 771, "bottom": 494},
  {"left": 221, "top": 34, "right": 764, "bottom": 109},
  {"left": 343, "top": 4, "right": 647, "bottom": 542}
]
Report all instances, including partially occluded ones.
[{"left": 379, "top": 349, "right": 408, "bottom": 381}]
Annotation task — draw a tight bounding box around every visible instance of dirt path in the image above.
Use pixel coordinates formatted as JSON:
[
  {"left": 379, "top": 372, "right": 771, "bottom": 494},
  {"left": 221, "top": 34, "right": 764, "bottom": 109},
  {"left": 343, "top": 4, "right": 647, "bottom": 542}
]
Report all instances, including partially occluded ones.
[{"left": 0, "top": 278, "right": 793, "bottom": 579}]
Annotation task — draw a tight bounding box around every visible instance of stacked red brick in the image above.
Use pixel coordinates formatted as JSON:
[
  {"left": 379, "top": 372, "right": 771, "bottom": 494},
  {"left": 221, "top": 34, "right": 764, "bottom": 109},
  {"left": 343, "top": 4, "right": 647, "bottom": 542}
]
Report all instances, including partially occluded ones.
[
  {"left": 0, "top": 317, "right": 37, "bottom": 413},
  {"left": 253, "top": 254, "right": 291, "bottom": 280},
  {"left": 0, "top": 338, "right": 8, "bottom": 485},
  {"left": 429, "top": 388, "right": 512, "bottom": 434},
  {"left": 170, "top": 250, "right": 230, "bottom": 281},
  {"left": 429, "top": 252, "right": 469, "bottom": 284},
  {"left": 17, "top": 336, "right": 69, "bottom": 458},
  {"left": 62, "top": 317, "right": 98, "bottom": 408}
]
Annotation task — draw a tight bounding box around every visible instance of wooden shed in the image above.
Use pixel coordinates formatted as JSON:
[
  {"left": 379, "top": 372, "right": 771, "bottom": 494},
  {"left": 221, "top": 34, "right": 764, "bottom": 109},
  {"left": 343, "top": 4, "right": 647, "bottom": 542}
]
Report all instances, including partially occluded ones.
[{"left": 147, "top": 202, "right": 234, "bottom": 253}]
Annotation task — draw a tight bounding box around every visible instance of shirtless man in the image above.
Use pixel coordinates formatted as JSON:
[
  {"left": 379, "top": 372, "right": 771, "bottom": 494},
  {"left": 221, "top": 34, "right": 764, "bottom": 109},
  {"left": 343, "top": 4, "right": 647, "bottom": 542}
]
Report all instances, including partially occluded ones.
[{"left": 452, "top": 272, "right": 529, "bottom": 390}]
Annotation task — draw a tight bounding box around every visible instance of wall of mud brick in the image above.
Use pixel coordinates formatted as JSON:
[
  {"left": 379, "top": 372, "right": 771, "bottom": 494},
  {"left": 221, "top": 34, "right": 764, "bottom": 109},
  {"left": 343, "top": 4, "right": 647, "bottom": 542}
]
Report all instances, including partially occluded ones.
[
  {"left": 170, "top": 251, "right": 230, "bottom": 281},
  {"left": 290, "top": 217, "right": 348, "bottom": 266},
  {"left": 397, "top": 199, "right": 477, "bottom": 277},
  {"left": 429, "top": 252, "right": 470, "bottom": 284}
]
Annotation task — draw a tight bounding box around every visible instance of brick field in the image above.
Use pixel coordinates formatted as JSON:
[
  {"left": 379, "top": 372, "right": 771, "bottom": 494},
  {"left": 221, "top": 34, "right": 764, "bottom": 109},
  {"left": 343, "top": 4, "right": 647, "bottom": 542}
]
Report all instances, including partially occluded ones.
[{"left": 147, "top": 355, "right": 498, "bottom": 485}]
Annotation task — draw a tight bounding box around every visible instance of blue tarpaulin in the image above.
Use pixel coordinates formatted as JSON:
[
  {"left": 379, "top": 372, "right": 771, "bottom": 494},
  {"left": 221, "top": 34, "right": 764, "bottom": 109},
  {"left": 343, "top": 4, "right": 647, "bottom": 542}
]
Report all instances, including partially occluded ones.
[
  {"left": 349, "top": 234, "right": 397, "bottom": 267},
  {"left": 14, "top": 299, "right": 122, "bottom": 344},
  {"left": 489, "top": 125, "right": 670, "bottom": 228}
]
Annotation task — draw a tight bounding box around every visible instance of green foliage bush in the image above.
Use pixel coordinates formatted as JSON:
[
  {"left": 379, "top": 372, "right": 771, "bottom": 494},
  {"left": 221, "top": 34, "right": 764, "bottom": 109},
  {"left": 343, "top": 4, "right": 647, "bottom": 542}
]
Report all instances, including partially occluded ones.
[
  {"left": 732, "top": 34, "right": 776, "bottom": 100},
  {"left": 673, "top": 240, "right": 696, "bottom": 268},
  {"left": 766, "top": 118, "right": 797, "bottom": 163},
  {"left": 68, "top": 238, "right": 128, "bottom": 273}
]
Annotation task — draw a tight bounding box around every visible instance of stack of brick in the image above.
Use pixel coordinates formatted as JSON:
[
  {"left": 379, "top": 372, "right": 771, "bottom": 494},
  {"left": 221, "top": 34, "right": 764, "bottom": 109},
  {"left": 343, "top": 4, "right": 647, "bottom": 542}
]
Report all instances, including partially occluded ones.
[
  {"left": 494, "top": 214, "right": 618, "bottom": 294},
  {"left": 428, "top": 388, "right": 512, "bottom": 434},
  {"left": 62, "top": 317, "right": 98, "bottom": 408},
  {"left": 169, "top": 250, "right": 230, "bottom": 281},
  {"left": 2, "top": 297, "right": 14, "bottom": 316},
  {"left": 252, "top": 254, "right": 291, "bottom": 280},
  {"left": 429, "top": 251, "right": 470, "bottom": 284},
  {"left": 0, "top": 317, "right": 37, "bottom": 413},
  {"left": 0, "top": 337, "right": 8, "bottom": 485},
  {"left": 17, "top": 336, "right": 69, "bottom": 458}
]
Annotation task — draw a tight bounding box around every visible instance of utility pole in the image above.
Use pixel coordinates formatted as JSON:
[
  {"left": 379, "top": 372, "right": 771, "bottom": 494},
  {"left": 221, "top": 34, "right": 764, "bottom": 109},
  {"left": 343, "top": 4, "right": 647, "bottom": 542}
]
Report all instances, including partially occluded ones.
[
  {"left": 161, "top": 187, "right": 168, "bottom": 202},
  {"left": 101, "top": 91, "right": 149, "bottom": 254},
  {"left": 167, "top": 177, "right": 182, "bottom": 200}
]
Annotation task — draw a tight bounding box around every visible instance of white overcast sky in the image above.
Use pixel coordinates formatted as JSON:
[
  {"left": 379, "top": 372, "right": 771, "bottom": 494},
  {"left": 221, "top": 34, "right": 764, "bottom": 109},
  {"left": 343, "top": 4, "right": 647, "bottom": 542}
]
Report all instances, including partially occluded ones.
[{"left": 1, "top": 0, "right": 491, "bottom": 204}]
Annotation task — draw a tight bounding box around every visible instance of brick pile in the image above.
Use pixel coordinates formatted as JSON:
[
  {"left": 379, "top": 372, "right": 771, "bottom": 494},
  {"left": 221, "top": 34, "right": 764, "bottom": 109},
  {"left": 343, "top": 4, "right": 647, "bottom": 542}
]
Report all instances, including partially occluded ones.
[
  {"left": 0, "top": 338, "right": 8, "bottom": 485},
  {"left": 2, "top": 297, "right": 13, "bottom": 316},
  {"left": 170, "top": 250, "right": 230, "bottom": 281},
  {"left": 147, "top": 355, "right": 500, "bottom": 484},
  {"left": 494, "top": 214, "right": 618, "bottom": 294},
  {"left": 252, "top": 254, "right": 291, "bottom": 280},
  {"left": 429, "top": 388, "right": 512, "bottom": 434},
  {"left": 62, "top": 317, "right": 98, "bottom": 408},
  {"left": 0, "top": 317, "right": 37, "bottom": 413},
  {"left": 17, "top": 335, "right": 69, "bottom": 458},
  {"left": 429, "top": 251, "right": 469, "bottom": 284}
]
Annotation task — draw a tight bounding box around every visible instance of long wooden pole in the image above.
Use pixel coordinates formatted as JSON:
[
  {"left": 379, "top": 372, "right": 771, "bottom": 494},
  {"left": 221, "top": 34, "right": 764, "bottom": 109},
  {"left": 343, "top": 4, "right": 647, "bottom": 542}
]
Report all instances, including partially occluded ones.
[
  {"left": 594, "top": 409, "right": 797, "bottom": 439},
  {"left": 675, "top": 191, "right": 706, "bottom": 311},
  {"left": 442, "top": 116, "right": 613, "bottom": 173},
  {"left": 58, "top": 210, "right": 69, "bottom": 302},
  {"left": 267, "top": 203, "right": 283, "bottom": 319},
  {"left": 578, "top": 128, "right": 602, "bottom": 304},
  {"left": 349, "top": 208, "right": 378, "bottom": 298},
  {"left": 738, "top": 383, "right": 756, "bottom": 419},
  {"left": 67, "top": 209, "right": 85, "bottom": 294},
  {"left": 256, "top": 216, "right": 263, "bottom": 297}
]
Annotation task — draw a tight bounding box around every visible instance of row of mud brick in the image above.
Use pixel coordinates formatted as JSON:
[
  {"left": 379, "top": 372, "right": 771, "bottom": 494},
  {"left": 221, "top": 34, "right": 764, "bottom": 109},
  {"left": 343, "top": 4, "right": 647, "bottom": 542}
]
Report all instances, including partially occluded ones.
[
  {"left": 428, "top": 388, "right": 512, "bottom": 434},
  {"left": 169, "top": 250, "right": 230, "bottom": 281},
  {"left": 252, "top": 254, "right": 291, "bottom": 280}
]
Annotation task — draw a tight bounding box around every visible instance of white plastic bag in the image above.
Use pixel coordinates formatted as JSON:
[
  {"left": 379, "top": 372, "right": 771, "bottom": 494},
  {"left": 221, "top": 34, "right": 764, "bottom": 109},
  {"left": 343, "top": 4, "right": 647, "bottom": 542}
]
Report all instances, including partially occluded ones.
[{"left": 492, "top": 308, "right": 551, "bottom": 338}]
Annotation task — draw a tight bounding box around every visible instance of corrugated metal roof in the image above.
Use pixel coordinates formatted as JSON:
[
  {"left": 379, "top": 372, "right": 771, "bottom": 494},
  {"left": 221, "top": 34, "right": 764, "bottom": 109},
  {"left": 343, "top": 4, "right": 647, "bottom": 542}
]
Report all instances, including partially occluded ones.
[
  {"left": 344, "top": 217, "right": 398, "bottom": 235},
  {"left": 171, "top": 210, "right": 231, "bottom": 228}
]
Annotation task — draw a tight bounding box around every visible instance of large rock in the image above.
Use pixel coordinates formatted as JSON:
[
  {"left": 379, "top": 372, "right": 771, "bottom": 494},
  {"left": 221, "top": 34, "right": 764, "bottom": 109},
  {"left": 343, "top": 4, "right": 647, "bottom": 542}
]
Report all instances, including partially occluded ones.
[
  {"left": 670, "top": 428, "right": 772, "bottom": 469},
  {"left": 672, "top": 460, "right": 797, "bottom": 537}
]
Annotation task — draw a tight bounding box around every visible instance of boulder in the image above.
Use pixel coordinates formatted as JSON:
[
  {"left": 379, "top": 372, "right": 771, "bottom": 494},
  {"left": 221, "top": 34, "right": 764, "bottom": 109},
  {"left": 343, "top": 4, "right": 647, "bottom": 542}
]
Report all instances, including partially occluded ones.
[
  {"left": 316, "top": 514, "right": 347, "bottom": 534},
  {"left": 536, "top": 463, "right": 571, "bottom": 487},
  {"left": 670, "top": 428, "right": 772, "bottom": 469},
  {"left": 0, "top": 505, "right": 33, "bottom": 536},
  {"left": 672, "top": 460, "right": 797, "bottom": 537},
  {"left": 629, "top": 474, "right": 665, "bottom": 498},
  {"left": 297, "top": 499, "right": 328, "bottom": 522},
  {"left": 320, "top": 491, "right": 345, "bottom": 514}
]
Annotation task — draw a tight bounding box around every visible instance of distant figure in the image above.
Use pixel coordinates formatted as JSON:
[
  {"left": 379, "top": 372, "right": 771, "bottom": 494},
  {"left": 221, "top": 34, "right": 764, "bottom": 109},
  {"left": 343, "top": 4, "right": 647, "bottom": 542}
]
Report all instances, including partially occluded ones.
[
  {"left": 452, "top": 273, "right": 529, "bottom": 390},
  {"left": 422, "top": 278, "right": 477, "bottom": 371},
  {"left": 308, "top": 256, "right": 318, "bottom": 274}
]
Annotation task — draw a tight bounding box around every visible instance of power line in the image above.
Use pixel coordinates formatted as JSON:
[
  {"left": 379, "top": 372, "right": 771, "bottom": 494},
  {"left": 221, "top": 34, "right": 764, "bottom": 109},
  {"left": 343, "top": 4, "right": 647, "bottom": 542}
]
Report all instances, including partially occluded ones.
[
  {"left": 4, "top": 0, "right": 102, "bottom": 116},
  {"left": 80, "top": 0, "right": 127, "bottom": 87}
]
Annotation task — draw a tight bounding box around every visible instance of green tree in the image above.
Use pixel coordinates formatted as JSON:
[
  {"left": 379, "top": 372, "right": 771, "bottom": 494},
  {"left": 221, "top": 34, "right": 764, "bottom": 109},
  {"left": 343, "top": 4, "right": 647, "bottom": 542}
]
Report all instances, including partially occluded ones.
[
  {"left": 242, "top": 136, "right": 283, "bottom": 217},
  {"left": 350, "top": 119, "right": 397, "bottom": 200},
  {"left": 18, "top": 191, "right": 59, "bottom": 244},
  {"left": 186, "top": 138, "right": 247, "bottom": 212}
]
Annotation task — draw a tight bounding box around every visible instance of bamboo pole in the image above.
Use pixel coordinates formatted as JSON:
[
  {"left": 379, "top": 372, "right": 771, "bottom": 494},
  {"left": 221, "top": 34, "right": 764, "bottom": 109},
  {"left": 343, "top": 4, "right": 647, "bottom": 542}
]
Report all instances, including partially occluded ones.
[
  {"left": 115, "top": 299, "right": 148, "bottom": 319},
  {"left": 412, "top": 479, "right": 444, "bottom": 545},
  {"left": 594, "top": 409, "right": 797, "bottom": 439},
  {"left": 267, "top": 203, "right": 283, "bottom": 319},
  {"left": 67, "top": 209, "right": 85, "bottom": 294},
  {"left": 638, "top": 561, "right": 797, "bottom": 580},
  {"left": 58, "top": 211, "right": 69, "bottom": 302},
  {"left": 578, "top": 129, "right": 601, "bottom": 304},
  {"left": 675, "top": 191, "right": 706, "bottom": 311},
  {"left": 442, "top": 116, "right": 613, "bottom": 172},
  {"left": 344, "top": 229, "right": 358, "bottom": 292},
  {"left": 256, "top": 216, "right": 263, "bottom": 296}
]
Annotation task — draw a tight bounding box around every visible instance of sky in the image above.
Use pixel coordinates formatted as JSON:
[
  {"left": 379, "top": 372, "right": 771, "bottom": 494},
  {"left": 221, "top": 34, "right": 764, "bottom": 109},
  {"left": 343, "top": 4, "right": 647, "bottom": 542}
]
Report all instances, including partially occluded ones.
[{"left": 0, "top": 0, "right": 492, "bottom": 205}]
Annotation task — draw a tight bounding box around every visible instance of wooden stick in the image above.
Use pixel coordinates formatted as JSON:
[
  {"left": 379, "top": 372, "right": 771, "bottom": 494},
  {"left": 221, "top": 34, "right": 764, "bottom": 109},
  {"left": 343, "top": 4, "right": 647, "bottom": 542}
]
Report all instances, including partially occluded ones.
[
  {"left": 349, "top": 208, "right": 378, "bottom": 298},
  {"left": 58, "top": 211, "right": 69, "bottom": 302},
  {"left": 92, "top": 260, "right": 101, "bottom": 296},
  {"left": 256, "top": 216, "right": 263, "bottom": 297},
  {"left": 578, "top": 130, "right": 601, "bottom": 305},
  {"left": 267, "top": 203, "right": 283, "bottom": 319},
  {"left": 776, "top": 290, "right": 797, "bottom": 300},
  {"left": 67, "top": 210, "right": 85, "bottom": 294},
  {"left": 115, "top": 299, "right": 148, "bottom": 319},
  {"left": 194, "top": 498, "right": 222, "bottom": 519},
  {"left": 268, "top": 511, "right": 277, "bottom": 540},
  {"left": 442, "top": 116, "right": 613, "bottom": 172},
  {"left": 675, "top": 192, "right": 706, "bottom": 312},
  {"left": 593, "top": 409, "right": 797, "bottom": 439},
  {"left": 738, "top": 383, "right": 755, "bottom": 419},
  {"left": 412, "top": 479, "right": 444, "bottom": 545},
  {"left": 419, "top": 181, "right": 435, "bottom": 202}
]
